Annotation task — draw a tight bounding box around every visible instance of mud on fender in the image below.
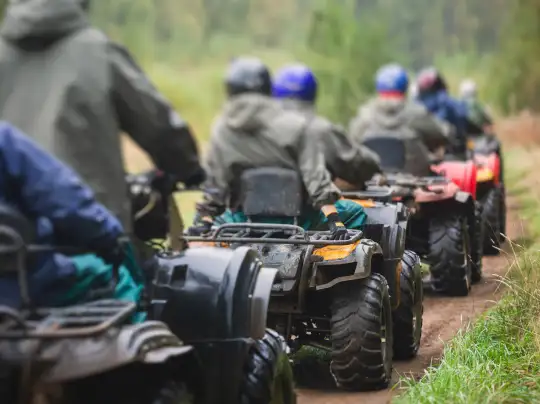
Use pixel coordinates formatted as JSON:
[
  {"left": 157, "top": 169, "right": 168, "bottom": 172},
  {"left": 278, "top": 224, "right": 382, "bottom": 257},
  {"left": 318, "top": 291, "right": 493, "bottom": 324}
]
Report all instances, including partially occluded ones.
[
  {"left": 41, "top": 321, "right": 193, "bottom": 383},
  {"left": 312, "top": 239, "right": 383, "bottom": 291}
]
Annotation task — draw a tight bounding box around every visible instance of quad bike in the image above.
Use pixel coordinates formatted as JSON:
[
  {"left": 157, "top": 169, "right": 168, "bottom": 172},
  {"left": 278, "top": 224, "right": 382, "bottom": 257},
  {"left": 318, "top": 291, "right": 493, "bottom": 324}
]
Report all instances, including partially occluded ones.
[
  {"left": 186, "top": 167, "right": 424, "bottom": 392},
  {"left": 127, "top": 170, "right": 296, "bottom": 404},
  {"left": 466, "top": 135, "right": 506, "bottom": 255},
  {"left": 360, "top": 136, "right": 480, "bottom": 295},
  {"left": 0, "top": 204, "right": 196, "bottom": 404}
]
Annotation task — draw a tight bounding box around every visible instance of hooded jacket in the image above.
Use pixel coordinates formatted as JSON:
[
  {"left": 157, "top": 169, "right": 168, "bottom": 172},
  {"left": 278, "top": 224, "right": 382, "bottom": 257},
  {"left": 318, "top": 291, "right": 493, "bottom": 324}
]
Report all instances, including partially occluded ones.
[
  {"left": 348, "top": 97, "right": 449, "bottom": 176},
  {"left": 278, "top": 99, "right": 381, "bottom": 188},
  {"left": 0, "top": 122, "right": 122, "bottom": 308},
  {"left": 0, "top": 0, "right": 203, "bottom": 230},
  {"left": 417, "top": 90, "right": 471, "bottom": 154},
  {"left": 200, "top": 94, "right": 341, "bottom": 216}
]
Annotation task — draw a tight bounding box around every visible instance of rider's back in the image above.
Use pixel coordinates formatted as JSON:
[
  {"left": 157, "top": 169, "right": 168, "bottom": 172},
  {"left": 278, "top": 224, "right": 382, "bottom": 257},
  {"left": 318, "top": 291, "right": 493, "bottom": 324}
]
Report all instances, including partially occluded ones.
[
  {"left": 349, "top": 97, "right": 433, "bottom": 176},
  {"left": 0, "top": 0, "right": 132, "bottom": 228}
]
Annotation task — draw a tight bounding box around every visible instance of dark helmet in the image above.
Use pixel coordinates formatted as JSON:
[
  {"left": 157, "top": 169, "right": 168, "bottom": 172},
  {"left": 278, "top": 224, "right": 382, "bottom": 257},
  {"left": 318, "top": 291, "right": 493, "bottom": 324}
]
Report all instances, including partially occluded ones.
[
  {"left": 225, "top": 57, "right": 271, "bottom": 98},
  {"left": 416, "top": 67, "right": 447, "bottom": 94}
]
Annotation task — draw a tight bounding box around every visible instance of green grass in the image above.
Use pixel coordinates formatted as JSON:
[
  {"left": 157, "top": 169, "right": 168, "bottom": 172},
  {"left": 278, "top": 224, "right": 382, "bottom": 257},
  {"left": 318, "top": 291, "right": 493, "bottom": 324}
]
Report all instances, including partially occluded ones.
[{"left": 394, "top": 149, "right": 540, "bottom": 403}]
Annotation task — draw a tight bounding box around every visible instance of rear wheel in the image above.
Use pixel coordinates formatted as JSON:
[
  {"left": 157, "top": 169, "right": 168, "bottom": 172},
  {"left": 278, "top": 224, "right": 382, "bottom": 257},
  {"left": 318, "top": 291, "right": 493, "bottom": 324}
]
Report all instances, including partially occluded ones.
[
  {"left": 428, "top": 216, "right": 472, "bottom": 296},
  {"left": 240, "top": 329, "right": 296, "bottom": 404},
  {"left": 330, "top": 274, "right": 393, "bottom": 391},
  {"left": 499, "top": 185, "right": 507, "bottom": 244},
  {"left": 392, "top": 250, "right": 423, "bottom": 360},
  {"left": 471, "top": 202, "right": 484, "bottom": 283},
  {"left": 481, "top": 187, "right": 502, "bottom": 255}
]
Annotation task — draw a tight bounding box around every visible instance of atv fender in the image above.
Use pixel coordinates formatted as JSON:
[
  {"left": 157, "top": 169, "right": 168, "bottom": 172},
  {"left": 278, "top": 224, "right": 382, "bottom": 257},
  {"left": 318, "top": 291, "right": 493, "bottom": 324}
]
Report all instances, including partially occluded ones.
[
  {"left": 431, "top": 160, "right": 478, "bottom": 199},
  {"left": 474, "top": 153, "right": 501, "bottom": 184},
  {"left": 39, "top": 321, "right": 193, "bottom": 383},
  {"left": 312, "top": 239, "right": 383, "bottom": 291},
  {"left": 414, "top": 182, "right": 460, "bottom": 203}
]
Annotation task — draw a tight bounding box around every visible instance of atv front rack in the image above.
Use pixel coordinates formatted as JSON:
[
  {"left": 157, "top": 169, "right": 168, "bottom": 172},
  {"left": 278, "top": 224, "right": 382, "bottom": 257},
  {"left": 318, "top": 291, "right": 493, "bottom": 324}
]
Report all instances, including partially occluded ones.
[
  {"left": 185, "top": 223, "right": 363, "bottom": 245},
  {"left": 0, "top": 299, "right": 136, "bottom": 340}
]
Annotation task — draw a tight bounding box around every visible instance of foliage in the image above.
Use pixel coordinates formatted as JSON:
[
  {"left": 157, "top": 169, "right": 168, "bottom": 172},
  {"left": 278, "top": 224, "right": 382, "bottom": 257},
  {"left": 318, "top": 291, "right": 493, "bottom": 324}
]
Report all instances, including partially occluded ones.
[{"left": 394, "top": 148, "right": 540, "bottom": 403}]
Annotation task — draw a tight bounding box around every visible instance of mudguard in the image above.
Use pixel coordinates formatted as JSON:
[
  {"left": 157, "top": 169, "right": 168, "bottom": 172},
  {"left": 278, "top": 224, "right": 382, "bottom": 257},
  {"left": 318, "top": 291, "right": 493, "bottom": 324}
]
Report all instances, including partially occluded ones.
[
  {"left": 431, "top": 160, "right": 478, "bottom": 199},
  {"left": 0, "top": 321, "right": 193, "bottom": 384},
  {"left": 311, "top": 239, "right": 383, "bottom": 291},
  {"left": 414, "top": 182, "right": 460, "bottom": 203},
  {"left": 152, "top": 246, "right": 273, "bottom": 342},
  {"left": 474, "top": 153, "right": 501, "bottom": 184}
]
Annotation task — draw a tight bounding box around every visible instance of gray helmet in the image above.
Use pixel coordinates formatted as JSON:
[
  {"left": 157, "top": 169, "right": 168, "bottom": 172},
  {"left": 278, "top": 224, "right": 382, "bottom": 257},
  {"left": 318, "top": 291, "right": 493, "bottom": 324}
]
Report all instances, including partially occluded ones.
[{"left": 225, "top": 57, "right": 271, "bottom": 98}]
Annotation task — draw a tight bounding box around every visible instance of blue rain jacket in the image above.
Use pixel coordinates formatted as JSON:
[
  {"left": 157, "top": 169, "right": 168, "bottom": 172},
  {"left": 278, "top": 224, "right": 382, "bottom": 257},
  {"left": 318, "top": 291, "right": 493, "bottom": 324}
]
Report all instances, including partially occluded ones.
[{"left": 0, "top": 122, "right": 132, "bottom": 308}]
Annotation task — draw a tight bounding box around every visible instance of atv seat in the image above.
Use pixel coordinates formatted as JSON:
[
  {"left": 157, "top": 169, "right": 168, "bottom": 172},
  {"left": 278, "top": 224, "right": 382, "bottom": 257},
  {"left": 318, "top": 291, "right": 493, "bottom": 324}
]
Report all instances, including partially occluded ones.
[
  {"left": 362, "top": 136, "right": 407, "bottom": 173},
  {"left": 240, "top": 167, "right": 303, "bottom": 226}
]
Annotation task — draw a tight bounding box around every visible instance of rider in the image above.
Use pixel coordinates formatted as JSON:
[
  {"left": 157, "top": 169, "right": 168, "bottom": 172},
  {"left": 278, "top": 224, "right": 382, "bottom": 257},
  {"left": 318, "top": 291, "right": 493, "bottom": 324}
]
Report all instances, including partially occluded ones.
[
  {"left": 271, "top": 63, "right": 382, "bottom": 188},
  {"left": 0, "top": 0, "right": 205, "bottom": 232},
  {"left": 459, "top": 78, "right": 493, "bottom": 132},
  {"left": 192, "top": 57, "right": 367, "bottom": 239},
  {"left": 0, "top": 122, "right": 143, "bottom": 314},
  {"left": 415, "top": 67, "right": 475, "bottom": 158},
  {"left": 348, "top": 63, "right": 449, "bottom": 176}
]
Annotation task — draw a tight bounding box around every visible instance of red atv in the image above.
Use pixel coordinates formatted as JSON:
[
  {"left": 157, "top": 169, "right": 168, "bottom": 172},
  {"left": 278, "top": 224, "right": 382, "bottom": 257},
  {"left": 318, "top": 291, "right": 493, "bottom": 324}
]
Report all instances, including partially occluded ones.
[
  {"left": 355, "top": 137, "right": 480, "bottom": 296},
  {"left": 466, "top": 138, "right": 505, "bottom": 255}
]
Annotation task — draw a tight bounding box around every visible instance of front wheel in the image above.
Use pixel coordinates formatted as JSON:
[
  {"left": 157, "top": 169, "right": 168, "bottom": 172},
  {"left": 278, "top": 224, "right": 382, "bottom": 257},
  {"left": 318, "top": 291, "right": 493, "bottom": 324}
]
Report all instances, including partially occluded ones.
[
  {"left": 471, "top": 202, "right": 484, "bottom": 283},
  {"left": 239, "top": 329, "right": 296, "bottom": 404},
  {"left": 428, "top": 215, "right": 472, "bottom": 296},
  {"left": 330, "top": 274, "right": 393, "bottom": 391},
  {"left": 393, "top": 250, "right": 423, "bottom": 360}
]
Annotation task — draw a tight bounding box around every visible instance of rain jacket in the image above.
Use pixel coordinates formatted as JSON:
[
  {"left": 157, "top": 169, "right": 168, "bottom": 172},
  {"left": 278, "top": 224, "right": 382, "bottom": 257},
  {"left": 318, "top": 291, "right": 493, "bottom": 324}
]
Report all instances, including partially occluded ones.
[
  {"left": 0, "top": 0, "right": 203, "bottom": 230},
  {"left": 462, "top": 96, "right": 493, "bottom": 130},
  {"left": 278, "top": 99, "right": 381, "bottom": 187},
  {"left": 199, "top": 93, "right": 341, "bottom": 217},
  {"left": 348, "top": 97, "right": 449, "bottom": 176},
  {"left": 416, "top": 90, "right": 470, "bottom": 154},
  {"left": 0, "top": 122, "right": 141, "bottom": 309}
]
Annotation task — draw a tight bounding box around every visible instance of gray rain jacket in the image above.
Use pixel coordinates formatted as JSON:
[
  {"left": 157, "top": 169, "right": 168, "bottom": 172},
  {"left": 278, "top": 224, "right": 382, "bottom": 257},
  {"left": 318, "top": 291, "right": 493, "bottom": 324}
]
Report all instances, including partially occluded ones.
[
  {"left": 348, "top": 98, "right": 449, "bottom": 177},
  {"left": 0, "top": 0, "right": 202, "bottom": 230},
  {"left": 278, "top": 99, "right": 381, "bottom": 187},
  {"left": 200, "top": 93, "right": 341, "bottom": 216}
]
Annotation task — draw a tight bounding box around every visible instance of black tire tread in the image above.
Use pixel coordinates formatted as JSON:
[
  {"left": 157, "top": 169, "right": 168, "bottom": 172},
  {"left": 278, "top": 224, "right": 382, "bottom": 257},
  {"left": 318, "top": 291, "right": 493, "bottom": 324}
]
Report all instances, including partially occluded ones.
[
  {"left": 330, "top": 273, "right": 393, "bottom": 391},
  {"left": 482, "top": 187, "right": 502, "bottom": 255},
  {"left": 428, "top": 216, "right": 471, "bottom": 296},
  {"left": 240, "top": 329, "right": 296, "bottom": 404},
  {"left": 471, "top": 202, "right": 484, "bottom": 283},
  {"left": 393, "top": 250, "right": 423, "bottom": 359}
]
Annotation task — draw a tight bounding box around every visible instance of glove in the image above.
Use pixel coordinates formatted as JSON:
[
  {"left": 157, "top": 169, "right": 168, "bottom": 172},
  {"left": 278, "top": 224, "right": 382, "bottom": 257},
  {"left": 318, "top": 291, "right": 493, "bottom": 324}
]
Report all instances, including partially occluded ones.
[
  {"left": 187, "top": 217, "right": 213, "bottom": 236},
  {"left": 371, "top": 173, "right": 387, "bottom": 186},
  {"left": 97, "top": 237, "right": 128, "bottom": 269},
  {"left": 326, "top": 212, "right": 348, "bottom": 241},
  {"left": 184, "top": 167, "right": 207, "bottom": 188}
]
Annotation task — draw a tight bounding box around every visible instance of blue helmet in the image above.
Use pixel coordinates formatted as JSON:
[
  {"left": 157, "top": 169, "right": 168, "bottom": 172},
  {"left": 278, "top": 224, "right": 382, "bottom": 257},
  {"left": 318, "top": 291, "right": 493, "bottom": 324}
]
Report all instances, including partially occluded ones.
[
  {"left": 375, "top": 64, "right": 409, "bottom": 93},
  {"left": 272, "top": 64, "right": 318, "bottom": 103}
]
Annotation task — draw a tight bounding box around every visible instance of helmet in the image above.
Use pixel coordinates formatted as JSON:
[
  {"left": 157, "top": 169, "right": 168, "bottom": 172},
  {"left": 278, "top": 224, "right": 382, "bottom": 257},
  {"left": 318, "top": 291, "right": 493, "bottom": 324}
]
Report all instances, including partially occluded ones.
[
  {"left": 416, "top": 67, "right": 447, "bottom": 93},
  {"left": 459, "top": 79, "right": 477, "bottom": 98},
  {"left": 272, "top": 64, "right": 317, "bottom": 103},
  {"left": 225, "top": 57, "right": 271, "bottom": 98},
  {"left": 375, "top": 64, "right": 409, "bottom": 93}
]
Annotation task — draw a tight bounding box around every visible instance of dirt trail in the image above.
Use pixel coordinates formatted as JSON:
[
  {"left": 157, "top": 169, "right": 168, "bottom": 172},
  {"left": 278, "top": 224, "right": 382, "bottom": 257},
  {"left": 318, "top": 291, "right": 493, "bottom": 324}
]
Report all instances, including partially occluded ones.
[{"left": 296, "top": 196, "right": 525, "bottom": 404}]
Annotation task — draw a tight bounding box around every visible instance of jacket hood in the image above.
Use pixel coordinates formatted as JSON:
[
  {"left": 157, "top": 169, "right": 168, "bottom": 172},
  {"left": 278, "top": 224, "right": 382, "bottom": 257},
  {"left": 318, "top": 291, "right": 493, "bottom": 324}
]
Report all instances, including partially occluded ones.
[
  {"left": 417, "top": 91, "right": 449, "bottom": 114},
  {"left": 1, "top": 0, "right": 89, "bottom": 47},
  {"left": 365, "top": 97, "right": 410, "bottom": 130},
  {"left": 222, "top": 93, "right": 279, "bottom": 132},
  {"left": 278, "top": 98, "right": 316, "bottom": 117}
]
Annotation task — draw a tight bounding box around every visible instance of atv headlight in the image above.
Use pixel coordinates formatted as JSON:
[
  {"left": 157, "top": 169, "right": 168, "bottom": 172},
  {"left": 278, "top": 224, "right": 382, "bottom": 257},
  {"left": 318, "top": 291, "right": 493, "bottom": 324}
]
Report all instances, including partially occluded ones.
[{"left": 249, "top": 266, "right": 277, "bottom": 339}]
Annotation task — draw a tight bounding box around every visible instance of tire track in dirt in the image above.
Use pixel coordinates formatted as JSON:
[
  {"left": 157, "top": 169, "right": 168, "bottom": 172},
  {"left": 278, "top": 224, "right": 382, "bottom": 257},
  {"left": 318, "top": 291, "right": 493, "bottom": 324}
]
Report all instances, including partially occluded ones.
[{"left": 296, "top": 196, "right": 524, "bottom": 404}]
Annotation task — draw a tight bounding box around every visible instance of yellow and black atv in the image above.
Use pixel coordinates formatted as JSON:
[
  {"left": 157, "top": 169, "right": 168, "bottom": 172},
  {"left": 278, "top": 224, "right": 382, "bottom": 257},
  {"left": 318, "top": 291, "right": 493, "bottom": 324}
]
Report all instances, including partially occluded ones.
[{"left": 186, "top": 167, "right": 423, "bottom": 392}]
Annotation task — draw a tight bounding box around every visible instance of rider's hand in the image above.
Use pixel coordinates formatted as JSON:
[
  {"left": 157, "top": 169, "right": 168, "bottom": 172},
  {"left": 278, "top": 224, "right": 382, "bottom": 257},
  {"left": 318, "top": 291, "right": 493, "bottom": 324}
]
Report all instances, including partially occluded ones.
[
  {"left": 98, "top": 237, "right": 128, "bottom": 268},
  {"left": 326, "top": 212, "right": 348, "bottom": 241},
  {"left": 371, "top": 173, "right": 387, "bottom": 186},
  {"left": 187, "top": 217, "right": 213, "bottom": 236},
  {"left": 184, "top": 167, "right": 206, "bottom": 188}
]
